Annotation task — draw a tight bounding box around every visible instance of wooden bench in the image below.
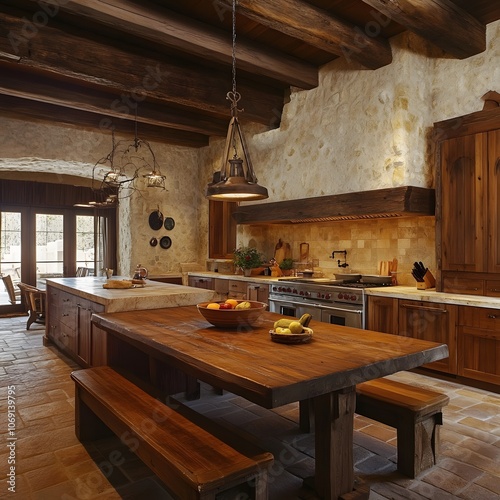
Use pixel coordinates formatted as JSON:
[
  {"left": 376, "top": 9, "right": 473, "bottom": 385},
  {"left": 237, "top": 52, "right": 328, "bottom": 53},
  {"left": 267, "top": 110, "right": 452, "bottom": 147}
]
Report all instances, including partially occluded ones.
[
  {"left": 299, "top": 377, "right": 449, "bottom": 478},
  {"left": 355, "top": 378, "right": 449, "bottom": 478},
  {"left": 71, "top": 366, "right": 273, "bottom": 499}
]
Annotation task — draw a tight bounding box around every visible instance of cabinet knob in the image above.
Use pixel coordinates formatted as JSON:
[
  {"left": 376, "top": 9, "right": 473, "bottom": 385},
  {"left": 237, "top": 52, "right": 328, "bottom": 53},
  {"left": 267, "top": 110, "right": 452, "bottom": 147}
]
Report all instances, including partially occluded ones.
[{"left": 487, "top": 314, "right": 498, "bottom": 319}]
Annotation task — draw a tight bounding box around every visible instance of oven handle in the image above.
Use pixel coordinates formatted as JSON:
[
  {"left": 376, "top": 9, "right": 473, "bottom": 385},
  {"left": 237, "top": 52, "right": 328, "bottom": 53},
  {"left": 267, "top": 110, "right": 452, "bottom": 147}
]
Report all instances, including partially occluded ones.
[
  {"left": 268, "top": 297, "right": 309, "bottom": 307},
  {"left": 321, "top": 306, "right": 363, "bottom": 315}
]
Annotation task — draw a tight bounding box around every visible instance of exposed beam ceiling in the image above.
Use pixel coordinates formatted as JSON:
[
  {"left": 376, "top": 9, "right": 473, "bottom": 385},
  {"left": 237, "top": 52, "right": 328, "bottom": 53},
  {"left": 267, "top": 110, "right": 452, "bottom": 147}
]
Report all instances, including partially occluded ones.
[{"left": 0, "top": 0, "right": 498, "bottom": 148}]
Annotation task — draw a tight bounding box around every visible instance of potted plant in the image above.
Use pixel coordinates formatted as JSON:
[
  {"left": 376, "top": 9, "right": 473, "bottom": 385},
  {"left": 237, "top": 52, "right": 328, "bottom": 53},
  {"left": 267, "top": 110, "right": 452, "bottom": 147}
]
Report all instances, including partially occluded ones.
[
  {"left": 233, "top": 246, "right": 264, "bottom": 276},
  {"left": 279, "top": 258, "right": 294, "bottom": 276}
]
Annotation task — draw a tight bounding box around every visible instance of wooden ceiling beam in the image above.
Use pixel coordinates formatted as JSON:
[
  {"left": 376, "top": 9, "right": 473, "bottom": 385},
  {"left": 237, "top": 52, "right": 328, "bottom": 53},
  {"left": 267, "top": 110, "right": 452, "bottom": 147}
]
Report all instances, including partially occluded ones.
[
  {"left": 32, "top": 0, "right": 318, "bottom": 89},
  {"left": 0, "top": 94, "right": 209, "bottom": 147},
  {"left": 0, "top": 12, "right": 285, "bottom": 127},
  {"left": 219, "top": 0, "right": 392, "bottom": 69},
  {"left": 0, "top": 63, "right": 229, "bottom": 137},
  {"left": 361, "top": 0, "right": 486, "bottom": 59}
]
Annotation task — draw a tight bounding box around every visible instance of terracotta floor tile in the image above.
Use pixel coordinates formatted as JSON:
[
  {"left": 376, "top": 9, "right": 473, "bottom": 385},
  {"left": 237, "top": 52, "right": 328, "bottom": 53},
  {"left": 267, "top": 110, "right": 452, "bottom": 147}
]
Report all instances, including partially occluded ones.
[{"left": 2, "top": 315, "right": 500, "bottom": 499}]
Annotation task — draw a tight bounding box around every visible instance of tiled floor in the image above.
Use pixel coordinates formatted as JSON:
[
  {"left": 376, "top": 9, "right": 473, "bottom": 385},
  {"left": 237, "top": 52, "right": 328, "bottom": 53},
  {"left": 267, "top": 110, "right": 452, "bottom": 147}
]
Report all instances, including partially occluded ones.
[{"left": 1, "top": 314, "right": 500, "bottom": 499}]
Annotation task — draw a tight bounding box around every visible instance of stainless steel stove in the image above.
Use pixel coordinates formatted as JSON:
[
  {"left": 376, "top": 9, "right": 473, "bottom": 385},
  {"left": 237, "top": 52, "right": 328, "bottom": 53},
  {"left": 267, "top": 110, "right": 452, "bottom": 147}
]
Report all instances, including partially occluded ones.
[{"left": 268, "top": 278, "right": 392, "bottom": 329}]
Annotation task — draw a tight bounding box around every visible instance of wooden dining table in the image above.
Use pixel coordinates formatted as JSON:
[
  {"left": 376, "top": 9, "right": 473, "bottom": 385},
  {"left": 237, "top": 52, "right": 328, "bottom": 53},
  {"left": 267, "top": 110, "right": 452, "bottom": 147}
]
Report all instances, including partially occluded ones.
[{"left": 92, "top": 305, "right": 449, "bottom": 500}]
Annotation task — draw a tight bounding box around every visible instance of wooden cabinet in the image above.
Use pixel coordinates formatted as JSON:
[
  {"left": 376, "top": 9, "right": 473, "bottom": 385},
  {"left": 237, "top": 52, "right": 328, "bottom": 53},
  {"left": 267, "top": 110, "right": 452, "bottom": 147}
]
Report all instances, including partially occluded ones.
[
  {"left": 46, "top": 286, "right": 105, "bottom": 367},
  {"left": 366, "top": 296, "right": 399, "bottom": 334},
  {"left": 247, "top": 282, "right": 269, "bottom": 305},
  {"left": 398, "top": 300, "right": 457, "bottom": 374},
  {"left": 436, "top": 110, "right": 500, "bottom": 294},
  {"left": 458, "top": 306, "right": 500, "bottom": 386},
  {"left": 188, "top": 276, "right": 213, "bottom": 290},
  {"left": 227, "top": 280, "right": 247, "bottom": 300}
]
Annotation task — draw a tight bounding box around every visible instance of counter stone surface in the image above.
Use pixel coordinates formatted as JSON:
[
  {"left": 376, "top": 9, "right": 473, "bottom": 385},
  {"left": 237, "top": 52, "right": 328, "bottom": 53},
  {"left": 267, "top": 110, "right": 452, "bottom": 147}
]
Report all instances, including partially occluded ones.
[
  {"left": 188, "top": 272, "right": 500, "bottom": 309},
  {"left": 46, "top": 277, "right": 215, "bottom": 312},
  {"left": 364, "top": 285, "right": 500, "bottom": 309}
]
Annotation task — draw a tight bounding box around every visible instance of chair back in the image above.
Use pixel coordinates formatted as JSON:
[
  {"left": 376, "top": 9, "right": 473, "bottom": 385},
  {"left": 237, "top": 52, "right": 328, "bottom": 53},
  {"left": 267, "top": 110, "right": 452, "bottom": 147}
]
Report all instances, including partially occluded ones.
[
  {"left": 17, "top": 282, "right": 46, "bottom": 314},
  {"left": 2, "top": 275, "right": 20, "bottom": 305},
  {"left": 76, "top": 267, "right": 90, "bottom": 277}
]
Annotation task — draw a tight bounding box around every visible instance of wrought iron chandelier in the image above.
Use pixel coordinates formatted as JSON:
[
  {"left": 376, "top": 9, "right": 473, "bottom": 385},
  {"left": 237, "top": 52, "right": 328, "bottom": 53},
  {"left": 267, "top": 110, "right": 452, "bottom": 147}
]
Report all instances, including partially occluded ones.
[
  {"left": 205, "top": 0, "right": 268, "bottom": 202},
  {"left": 90, "top": 109, "right": 166, "bottom": 205}
]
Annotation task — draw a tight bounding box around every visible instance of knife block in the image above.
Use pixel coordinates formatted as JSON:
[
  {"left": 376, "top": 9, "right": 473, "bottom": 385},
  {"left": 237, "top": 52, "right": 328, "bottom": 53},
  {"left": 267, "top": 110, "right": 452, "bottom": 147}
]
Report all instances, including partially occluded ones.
[{"left": 416, "top": 270, "right": 436, "bottom": 289}]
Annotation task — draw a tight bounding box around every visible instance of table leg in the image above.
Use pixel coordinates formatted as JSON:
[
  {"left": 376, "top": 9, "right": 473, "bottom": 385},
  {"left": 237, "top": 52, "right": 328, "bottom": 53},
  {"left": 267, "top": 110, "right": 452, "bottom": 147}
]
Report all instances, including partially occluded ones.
[{"left": 313, "top": 386, "right": 356, "bottom": 499}]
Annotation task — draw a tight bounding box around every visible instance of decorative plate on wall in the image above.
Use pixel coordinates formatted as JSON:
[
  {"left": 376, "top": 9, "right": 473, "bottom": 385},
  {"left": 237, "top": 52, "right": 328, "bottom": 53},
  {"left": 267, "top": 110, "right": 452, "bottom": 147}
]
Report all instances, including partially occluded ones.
[
  {"left": 160, "top": 236, "right": 172, "bottom": 249},
  {"left": 164, "top": 217, "right": 175, "bottom": 230},
  {"left": 148, "top": 210, "right": 163, "bottom": 230}
]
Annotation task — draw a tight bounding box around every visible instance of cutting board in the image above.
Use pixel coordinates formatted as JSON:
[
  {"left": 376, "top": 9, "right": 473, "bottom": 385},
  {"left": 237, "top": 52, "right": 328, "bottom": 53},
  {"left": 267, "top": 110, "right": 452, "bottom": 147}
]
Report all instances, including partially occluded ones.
[
  {"left": 299, "top": 242, "right": 309, "bottom": 262},
  {"left": 274, "top": 239, "right": 291, "bottom": 264}
]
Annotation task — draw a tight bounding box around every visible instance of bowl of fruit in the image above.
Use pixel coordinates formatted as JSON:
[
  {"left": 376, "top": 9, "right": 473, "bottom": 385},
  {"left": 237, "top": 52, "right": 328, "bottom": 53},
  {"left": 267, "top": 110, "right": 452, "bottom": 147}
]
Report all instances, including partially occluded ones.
[
  {"left": 269, "top": 314, "right": 314, "bottom": 344},
  {"left": 196, "top": 299, "right": 267, "bottom": 328}
]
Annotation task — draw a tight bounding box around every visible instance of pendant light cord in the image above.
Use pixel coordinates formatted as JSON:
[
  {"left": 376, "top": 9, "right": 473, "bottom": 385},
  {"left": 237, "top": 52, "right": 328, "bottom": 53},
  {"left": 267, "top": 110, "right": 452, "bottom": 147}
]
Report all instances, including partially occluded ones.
[{"left": 228, "top": 0, "right": 241, "bottom": 118}]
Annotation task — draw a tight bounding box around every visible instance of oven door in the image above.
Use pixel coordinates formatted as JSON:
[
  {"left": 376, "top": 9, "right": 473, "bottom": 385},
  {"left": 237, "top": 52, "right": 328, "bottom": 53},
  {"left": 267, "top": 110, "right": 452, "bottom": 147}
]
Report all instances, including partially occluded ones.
[
  {"left": 268, "top": 297, "right": 323, "bottom": 323},
  {"left": 321, "top": 303, "right": 364, "bottom": 329}
]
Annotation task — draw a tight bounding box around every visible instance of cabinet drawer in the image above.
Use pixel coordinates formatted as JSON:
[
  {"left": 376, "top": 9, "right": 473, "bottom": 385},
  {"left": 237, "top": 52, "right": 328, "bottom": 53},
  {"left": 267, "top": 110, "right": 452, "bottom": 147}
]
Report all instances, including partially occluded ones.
[
  {"left": 442, "top": 277, "right": 484, "bottom": 295},
  {"left": 227, "top": 280, "right": 247, "bottom": 294},
  {"left": 214, "top": 279, "right": 229, "bottom": 294},
  {"left": 485, "top": 280, "right": 500, "bottom": 297},
  {"left": 460, "top": 306, "right": 500, "bottom": 330}
]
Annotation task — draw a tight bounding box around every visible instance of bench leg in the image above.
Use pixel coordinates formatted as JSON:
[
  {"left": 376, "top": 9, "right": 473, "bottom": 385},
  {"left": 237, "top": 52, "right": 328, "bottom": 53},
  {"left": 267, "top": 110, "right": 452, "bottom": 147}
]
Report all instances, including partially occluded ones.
[
  {"left": 397, "top": 413, "right": 442, "bottom": 478},
  {"left": 74, "top": 388, "right": 113, "bottom": 441}
]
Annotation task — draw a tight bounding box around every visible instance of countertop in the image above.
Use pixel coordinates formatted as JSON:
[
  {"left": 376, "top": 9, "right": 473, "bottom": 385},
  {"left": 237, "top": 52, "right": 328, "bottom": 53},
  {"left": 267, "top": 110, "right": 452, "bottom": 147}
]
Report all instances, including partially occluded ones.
[
  {"left": 187, "top": 272, "right": 500, "bottom": 309},
  {"left": 46, "top": 277, "right": 216, "bottom": 313}
]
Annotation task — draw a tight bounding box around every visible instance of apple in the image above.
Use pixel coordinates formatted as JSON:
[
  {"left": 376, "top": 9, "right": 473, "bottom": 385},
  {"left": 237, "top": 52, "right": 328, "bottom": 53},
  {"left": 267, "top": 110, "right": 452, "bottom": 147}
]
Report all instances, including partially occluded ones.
[{"left": 219, "top": 303, "right": 234, "bottom": 309}]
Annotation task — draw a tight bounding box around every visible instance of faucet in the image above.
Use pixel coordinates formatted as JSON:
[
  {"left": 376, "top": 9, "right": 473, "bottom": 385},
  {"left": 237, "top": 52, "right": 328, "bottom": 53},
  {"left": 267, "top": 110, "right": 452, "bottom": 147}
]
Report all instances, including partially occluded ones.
[{"left": 330, "top": 250, "right": 349, "bottom": 268}]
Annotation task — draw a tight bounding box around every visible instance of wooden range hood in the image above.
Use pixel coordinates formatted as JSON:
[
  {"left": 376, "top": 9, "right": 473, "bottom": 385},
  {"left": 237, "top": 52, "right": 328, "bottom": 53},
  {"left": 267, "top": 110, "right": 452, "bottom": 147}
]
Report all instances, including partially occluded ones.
[{"left": 232, "top": 186, "right": 435, "bottom": 224}]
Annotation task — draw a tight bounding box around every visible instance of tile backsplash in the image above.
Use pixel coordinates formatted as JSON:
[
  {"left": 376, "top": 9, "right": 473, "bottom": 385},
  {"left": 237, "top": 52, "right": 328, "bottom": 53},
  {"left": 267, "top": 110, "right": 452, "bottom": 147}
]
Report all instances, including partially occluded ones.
[{"left": 238, "top": 216, "right": 436, "bottom": 286}]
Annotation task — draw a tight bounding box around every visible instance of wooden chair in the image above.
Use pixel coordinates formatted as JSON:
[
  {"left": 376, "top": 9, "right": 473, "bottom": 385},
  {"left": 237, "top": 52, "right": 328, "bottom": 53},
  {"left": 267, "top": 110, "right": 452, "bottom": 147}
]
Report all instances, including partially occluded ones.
[
  {"left": 17, "top": 282, "right": 46, "bottom": 330},
  {"left": 2, "top": 275, "right": 21, "bottom": 305},
  {"left": 76, "top": 267, "right": 90, "bottom": 277}
]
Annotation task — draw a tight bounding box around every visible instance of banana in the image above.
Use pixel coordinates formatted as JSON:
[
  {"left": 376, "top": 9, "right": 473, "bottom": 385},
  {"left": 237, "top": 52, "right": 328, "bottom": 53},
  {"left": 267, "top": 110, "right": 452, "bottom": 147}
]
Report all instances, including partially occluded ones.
[
  {"left": 273, "top": 318, "right": 294, "bottom": 329},
  {"left": 298, "top": 313, "right": 313, "bottom": 327}
]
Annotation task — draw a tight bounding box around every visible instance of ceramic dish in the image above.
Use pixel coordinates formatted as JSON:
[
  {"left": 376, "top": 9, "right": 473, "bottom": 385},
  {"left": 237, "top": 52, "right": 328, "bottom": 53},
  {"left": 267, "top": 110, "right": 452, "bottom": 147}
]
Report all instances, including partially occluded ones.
[
  {"left": 160, "top": 236, "right": 172, "bottom": 249},
  {"left": 164, "top": 217, "right": 175, "bottom": 230},
  {"left": 197, "top": 301, "right": 267, "bottom": 328}
]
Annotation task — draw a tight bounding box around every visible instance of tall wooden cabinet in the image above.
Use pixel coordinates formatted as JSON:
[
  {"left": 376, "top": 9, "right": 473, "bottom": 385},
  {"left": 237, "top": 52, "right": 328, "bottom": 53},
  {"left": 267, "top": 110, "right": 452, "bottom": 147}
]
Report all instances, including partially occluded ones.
[{"left": 436, "top": 108, "right": 500, "bottom": 294}]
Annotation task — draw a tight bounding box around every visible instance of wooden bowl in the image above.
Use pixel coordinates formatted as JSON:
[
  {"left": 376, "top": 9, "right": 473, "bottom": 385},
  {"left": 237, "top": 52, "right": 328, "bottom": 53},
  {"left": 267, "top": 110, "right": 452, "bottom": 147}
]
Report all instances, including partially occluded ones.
[{"left": 197, "top": 301, "right": 267, "bottom": 329}]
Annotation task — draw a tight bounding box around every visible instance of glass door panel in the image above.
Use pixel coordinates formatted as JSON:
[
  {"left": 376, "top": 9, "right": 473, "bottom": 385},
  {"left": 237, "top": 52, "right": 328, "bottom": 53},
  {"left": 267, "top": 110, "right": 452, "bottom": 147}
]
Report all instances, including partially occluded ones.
[
  {"left": 76, "top": 215, "right": 96, "bottom": 276},
  {"left": 36, "top": 214, "right": 64, "bottom": 280},
  {"left": 0, "top": 212, "right": 21, "bottom": 306}
]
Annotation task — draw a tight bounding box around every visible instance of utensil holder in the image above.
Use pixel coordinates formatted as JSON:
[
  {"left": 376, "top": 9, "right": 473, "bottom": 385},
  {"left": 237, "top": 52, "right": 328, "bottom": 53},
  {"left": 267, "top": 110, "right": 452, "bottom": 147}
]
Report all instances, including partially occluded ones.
[{"left": 416, "top": 270, "right": 436, "bottom": 289}]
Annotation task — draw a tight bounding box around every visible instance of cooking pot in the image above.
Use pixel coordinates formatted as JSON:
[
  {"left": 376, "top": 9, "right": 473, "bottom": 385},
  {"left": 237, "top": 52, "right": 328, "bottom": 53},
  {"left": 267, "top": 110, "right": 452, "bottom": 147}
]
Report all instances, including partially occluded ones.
[{"left": 360, "top": 274, "right": 392, "bottom": 285}]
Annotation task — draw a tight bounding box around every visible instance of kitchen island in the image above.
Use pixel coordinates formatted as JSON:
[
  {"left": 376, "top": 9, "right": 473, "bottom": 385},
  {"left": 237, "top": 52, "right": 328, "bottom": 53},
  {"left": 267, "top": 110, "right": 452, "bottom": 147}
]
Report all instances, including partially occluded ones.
[{"left": 44, "top": 277, "right": 215, "bottom": 367}]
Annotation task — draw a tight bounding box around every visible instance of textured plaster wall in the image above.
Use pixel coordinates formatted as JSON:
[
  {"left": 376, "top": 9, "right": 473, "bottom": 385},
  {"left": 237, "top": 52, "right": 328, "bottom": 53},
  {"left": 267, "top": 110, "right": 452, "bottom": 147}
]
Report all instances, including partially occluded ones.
[
  {"left": 214, "top": 21, "right": 500, "bottom": 284},
  {"left": 1, "top": 21, "right": 498, "bottom": 280}
]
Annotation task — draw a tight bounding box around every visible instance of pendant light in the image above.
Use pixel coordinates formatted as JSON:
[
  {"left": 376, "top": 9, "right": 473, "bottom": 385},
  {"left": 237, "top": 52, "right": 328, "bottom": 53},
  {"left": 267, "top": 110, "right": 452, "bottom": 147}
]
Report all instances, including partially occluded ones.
[{"left": 205, "top": 0, "right": 268, "bottom": 202}]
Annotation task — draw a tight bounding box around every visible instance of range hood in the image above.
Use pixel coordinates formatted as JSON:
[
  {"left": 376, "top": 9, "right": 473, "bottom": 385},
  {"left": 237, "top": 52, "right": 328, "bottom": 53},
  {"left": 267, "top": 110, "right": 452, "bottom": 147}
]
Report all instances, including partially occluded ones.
[{"left": 232, "top": 186, "right": 435, "bottom": 224}]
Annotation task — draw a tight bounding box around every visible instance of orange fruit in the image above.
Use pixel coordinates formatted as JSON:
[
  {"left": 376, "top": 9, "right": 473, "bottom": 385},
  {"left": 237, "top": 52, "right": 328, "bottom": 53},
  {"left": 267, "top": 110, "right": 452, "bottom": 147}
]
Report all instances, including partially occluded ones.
[
  {"left": 206, "top": 303, "right": 220, "bottom": 310},
  {"left": 225, "top": 299, "right": 238, "bottom": 307}
]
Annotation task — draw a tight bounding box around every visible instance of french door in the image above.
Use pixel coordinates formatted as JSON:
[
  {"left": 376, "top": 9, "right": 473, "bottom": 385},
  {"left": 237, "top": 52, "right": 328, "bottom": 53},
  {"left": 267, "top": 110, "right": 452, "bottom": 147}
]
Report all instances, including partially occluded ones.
[{"left": 0, "top": 206, "right": 115, "bottom": 310}]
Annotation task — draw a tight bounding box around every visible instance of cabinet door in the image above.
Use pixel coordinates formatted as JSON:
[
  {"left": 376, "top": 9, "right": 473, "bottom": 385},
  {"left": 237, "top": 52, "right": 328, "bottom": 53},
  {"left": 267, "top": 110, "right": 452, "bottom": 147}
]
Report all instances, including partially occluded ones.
[
  {"left": 76, "top": 300, "right": 92, "bottom": 366},
  {"left": 366, "top": 296, "right": 398, "bottom": 334},
  {"left": 247, "top": 283, "right": 269, "bottom": 306},
  {"left": 399, "top": 300, "right": 457, "bottom": 374},
  {"left": 459, "top": 306, "right": 500, "bottom": 385},
  {"left": 188, "top": 276, "right": 213, "bottom": 289},
  {"left": 488, "top": 129, "right": 500, "bottom": 273},
  {"left": 227, "top": 280, "right": 247, "bottom": 300},
  {"left": 440, "top": 134, "right": 487, "bottom": 272}
]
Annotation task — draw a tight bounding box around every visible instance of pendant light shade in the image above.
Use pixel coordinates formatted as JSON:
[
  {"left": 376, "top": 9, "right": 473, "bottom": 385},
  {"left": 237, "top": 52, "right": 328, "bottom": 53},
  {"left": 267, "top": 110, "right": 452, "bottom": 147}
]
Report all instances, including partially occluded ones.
[{"left": 205, "top": 0, "right": 268, "bottom": 202}]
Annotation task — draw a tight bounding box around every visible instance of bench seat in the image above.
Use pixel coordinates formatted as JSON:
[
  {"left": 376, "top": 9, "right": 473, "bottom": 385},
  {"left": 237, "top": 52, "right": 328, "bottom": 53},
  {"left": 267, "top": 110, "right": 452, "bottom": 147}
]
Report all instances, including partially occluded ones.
[
  {"left": 71, "top": 366, "right": 273, "bottom": 499},
  {"left": 355, "top": 377, "right": 449, "bottom": 478}
]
